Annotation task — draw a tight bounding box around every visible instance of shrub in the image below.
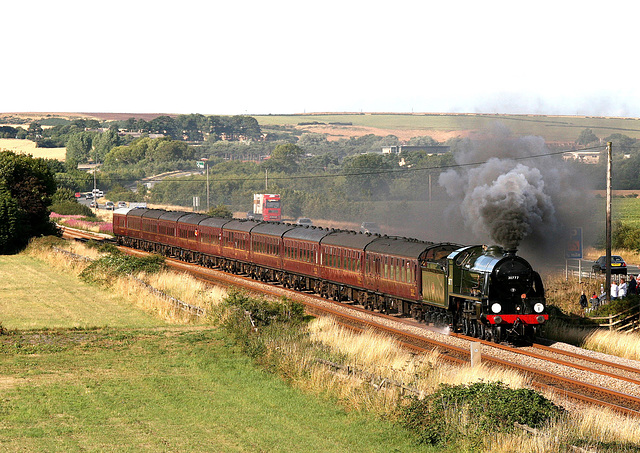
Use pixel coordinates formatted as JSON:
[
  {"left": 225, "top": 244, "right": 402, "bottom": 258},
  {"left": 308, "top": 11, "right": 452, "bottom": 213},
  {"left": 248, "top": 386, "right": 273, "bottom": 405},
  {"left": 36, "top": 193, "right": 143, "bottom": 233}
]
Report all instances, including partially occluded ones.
[
  {"left": 80, "top": 252, "right": 165, "bottom": 284},
  {"left": 50, "top": 201, "right": 94, "bottom": 217},
  {"left": 85, "top": 239, "right": 119, "bottom": 254},
  {"left": 588, "top": 295, "right": 639, "bottom": 318},
  {"left": 396, "top": 381, "right": 565, "bottom": 446},
  {"left": 219, "top": 290, "right": 306, "bottom": 358}
]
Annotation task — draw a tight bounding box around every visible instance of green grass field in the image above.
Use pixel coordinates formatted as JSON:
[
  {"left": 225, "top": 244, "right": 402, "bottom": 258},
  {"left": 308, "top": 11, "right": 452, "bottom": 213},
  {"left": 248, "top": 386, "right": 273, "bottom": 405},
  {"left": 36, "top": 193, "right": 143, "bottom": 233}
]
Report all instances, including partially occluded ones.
[
  {"left": 0, "top": 254, "right": 434, "bottom": 452},
  {"left": 0, "top": 255, "right": 165, "bottom": 330},
  {"left": 255, "top": 113, "right": 640, "bottom": 142},
  {"left": 613, "top": 197, "right": 640, "bottom": 227}
]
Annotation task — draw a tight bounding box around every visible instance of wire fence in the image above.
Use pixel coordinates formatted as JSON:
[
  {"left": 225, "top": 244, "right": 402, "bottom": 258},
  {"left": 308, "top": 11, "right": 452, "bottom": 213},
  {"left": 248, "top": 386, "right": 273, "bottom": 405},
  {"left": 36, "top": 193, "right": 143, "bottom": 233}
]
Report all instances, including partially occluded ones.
[{"left": 52, "top": 246, "right": 205, "bottom": 317}]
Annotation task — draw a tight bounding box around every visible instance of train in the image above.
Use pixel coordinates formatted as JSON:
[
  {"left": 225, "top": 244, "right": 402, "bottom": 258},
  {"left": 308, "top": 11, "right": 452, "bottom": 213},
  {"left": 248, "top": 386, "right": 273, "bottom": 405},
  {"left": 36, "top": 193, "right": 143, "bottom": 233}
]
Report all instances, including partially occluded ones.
[{"left": 112, "top": 208, "right": 548, "bottom": 343}]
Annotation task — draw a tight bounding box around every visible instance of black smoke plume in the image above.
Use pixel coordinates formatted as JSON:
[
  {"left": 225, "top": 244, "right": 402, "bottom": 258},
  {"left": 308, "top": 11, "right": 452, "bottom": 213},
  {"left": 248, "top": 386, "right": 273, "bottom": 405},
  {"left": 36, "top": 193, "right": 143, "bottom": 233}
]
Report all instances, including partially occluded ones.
[{"left": 438, "top": 123, "right": 595, "bottom": 260}]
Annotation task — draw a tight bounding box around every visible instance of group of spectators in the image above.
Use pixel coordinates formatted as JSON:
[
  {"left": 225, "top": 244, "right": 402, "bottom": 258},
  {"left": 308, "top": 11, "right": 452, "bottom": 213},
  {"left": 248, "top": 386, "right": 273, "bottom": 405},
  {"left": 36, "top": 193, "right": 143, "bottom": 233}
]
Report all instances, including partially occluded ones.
[{"left": 579, "top": 275, "right": 638, "bottom": 311}]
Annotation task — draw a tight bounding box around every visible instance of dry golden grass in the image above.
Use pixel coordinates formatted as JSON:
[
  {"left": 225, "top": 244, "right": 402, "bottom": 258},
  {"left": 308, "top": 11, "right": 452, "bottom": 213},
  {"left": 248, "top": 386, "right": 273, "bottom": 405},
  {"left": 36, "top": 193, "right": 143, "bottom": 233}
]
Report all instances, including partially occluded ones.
[
  {"left": 544, "top": 272, "right": 601, "bottom": 316},
  {"left": 305, "top": 317, "right": 640, "bottom": 451},
  {"left": 583, "top": 246, "right": 640, "bottom": 265},
  {"left": 582, "top": 329, "right": 640, "bottom": 361},
  {"left": 26, "top": 238, "right": 226, "bottom": 324},
  {"left": 486, "top": 405, "right": 640, "bottom": 453},
  {"left": 572, "top": 406, "right": 640, "bottom": 446},
  {"left": 305, "top": 317, "right": 528, "bottom": 414},
  {"left": 140, "top": 270, "right": 228, "bottom": 314},
  {"left": 0, "top": 138, "right": 66, "bottom": 161}
]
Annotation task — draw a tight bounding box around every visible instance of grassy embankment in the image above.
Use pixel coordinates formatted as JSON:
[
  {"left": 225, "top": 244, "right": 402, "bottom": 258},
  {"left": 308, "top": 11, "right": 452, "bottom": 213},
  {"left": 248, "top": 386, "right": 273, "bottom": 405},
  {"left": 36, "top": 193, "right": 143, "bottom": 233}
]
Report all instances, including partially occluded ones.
[
  {"left": 0, "top": 241, "right": 432, "bottom": 452},
  {"left": 1, "top": 238, "right": 640, "bottom": 451}
]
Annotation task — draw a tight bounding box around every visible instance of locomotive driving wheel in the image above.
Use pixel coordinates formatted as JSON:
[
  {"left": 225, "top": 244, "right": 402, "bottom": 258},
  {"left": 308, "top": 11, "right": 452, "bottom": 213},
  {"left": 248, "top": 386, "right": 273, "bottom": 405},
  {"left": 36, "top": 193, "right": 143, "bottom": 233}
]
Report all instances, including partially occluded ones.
[
  {"left": 479, "top": 323, "right": 487, "bottom": 341},
  {"left": 462, "top": 318, "right": 470, "bottom": 336},
  {"left": 492, "top": 325, "right": 503, "bottom": 343},
  {"left": 469, "top": 320, "right": 477, "bottom": 338}
]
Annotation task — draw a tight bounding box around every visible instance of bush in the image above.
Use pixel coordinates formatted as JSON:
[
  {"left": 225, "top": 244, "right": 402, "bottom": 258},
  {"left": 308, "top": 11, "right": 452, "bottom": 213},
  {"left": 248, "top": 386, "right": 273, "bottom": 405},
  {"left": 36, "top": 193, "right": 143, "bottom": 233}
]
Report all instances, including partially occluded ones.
[
  {"left": 223, "top": 290, "right": 304, "bottom": 327},
  {"left": 80, "top": 252, "right": 165, "bottom": 284},
  {"left": 396, "top": 381, "right": 565, "bottom": 446},
  {"left": 50, "top": 201, "right": 94, "bottom": 217},
  {"left": 219, "top": 290, "right": 306, "bottom": 357},
  {"left": 588, "top": 295, "right": 640, "bottom": 317},
  {"left": 85, "top": 239, "right": 119, "bottom": 254}
]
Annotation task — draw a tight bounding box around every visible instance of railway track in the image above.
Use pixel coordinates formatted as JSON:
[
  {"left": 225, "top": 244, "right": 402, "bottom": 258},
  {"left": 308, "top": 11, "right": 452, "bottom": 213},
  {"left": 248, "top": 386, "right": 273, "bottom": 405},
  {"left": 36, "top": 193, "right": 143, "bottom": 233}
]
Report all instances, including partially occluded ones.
[{"left": 59, "top": 226, "right": 640, "bottom": 417}]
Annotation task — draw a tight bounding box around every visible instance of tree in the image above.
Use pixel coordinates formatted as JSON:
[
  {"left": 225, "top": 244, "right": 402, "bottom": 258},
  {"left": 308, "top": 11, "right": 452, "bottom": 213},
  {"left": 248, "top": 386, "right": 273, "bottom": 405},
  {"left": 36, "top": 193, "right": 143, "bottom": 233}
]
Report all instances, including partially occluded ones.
[
  {"left": 341, "top": 153, "right": 395, "bottom": 199},
  {"left": 65, "top": 132, "right": 94, "bottom": 170},
  {"left": 27, "top": 122, "right": 43, "bottom": 140},
  {"left": 92, "top": 129, "right": 120, "bottom": 162},
  {"left": 0, "top": 126, "right": 19, "bottom": 138},
  {"left": 51, "top": 187, "right": 76, "bottom": 204},
  {"left": 207, "top": 204, "right": 233, "bottom": 219},
  {"left": 576, "top": 128, "right": 599, "bottom": 146},
  {"left": 0, "top": 151, "right": 58, "bottom": 253},
  {"left": 0, "top": 191, "right": 22, "bottom": 254},
  {"left": 147, "top": 139, "right": 194, "bottom": 162},
  {"left": 408, "top": 135, "right": 439, "bottom": 146},
  {"left": 262, "top": 143, "right": 304, "bottom": 173}
]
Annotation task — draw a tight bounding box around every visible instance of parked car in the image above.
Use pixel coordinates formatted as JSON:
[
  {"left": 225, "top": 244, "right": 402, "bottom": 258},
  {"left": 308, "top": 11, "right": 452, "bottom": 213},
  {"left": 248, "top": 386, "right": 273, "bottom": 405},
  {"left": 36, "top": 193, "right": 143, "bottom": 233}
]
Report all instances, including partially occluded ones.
[
  {"left": 359, "top": 222, "right": 380, "bottom": 234},
  {"left": 296, "top": 217, "right": 313, "bottom": 226},
  {"left": 592, "top": 255, "right": 627, "bottom": 275},
  {"left": 105, "top": 201, "right": 115, "bottom": 210},
  {"left": 117, "top": 201, "right": 127, "bottom": 208},
  {"left": 89, "top": 201, "right": 97, "bottom": 208}
]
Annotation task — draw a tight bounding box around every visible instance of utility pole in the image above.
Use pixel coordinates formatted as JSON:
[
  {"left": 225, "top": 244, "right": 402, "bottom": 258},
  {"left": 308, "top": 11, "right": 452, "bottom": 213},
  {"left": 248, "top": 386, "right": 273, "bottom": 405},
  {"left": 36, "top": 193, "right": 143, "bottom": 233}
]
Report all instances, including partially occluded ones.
[
  {"left": 93, "top": 146, "right": 97, "bottom": 194},
  {"left": 265, "top": 169, "right": 268, "bottom": 191},
  {"left": 605, "top": 142, "right": 612, "bottom": 302},
  {"left": 206, "top": 161, "right": 210, "bottom": 212}
]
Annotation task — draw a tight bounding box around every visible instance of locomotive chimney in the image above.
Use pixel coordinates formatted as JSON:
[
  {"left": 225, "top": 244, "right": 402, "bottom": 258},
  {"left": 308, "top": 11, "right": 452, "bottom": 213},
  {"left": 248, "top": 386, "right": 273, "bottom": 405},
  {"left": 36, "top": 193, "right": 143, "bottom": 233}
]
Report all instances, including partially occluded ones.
[{"left": 504, "top": 248, "right": 517, "bottom": 256}]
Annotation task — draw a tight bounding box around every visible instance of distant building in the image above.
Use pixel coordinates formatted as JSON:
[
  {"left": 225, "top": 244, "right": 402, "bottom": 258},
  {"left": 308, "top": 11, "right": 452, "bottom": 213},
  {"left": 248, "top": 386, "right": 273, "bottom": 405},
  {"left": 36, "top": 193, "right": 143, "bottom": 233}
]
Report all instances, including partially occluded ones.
[
  {"left": 562, "top": 151, "right": 601, "bottom": 164},
  {"left": 382, "top": 145, "right": 450, "bottom": 155}
]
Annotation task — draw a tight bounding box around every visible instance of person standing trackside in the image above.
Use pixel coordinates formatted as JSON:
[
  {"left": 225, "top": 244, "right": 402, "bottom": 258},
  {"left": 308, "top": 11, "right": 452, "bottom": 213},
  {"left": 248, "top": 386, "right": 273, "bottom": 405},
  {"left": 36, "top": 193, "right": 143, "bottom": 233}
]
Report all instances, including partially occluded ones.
[
  {"left": 579, "top": 291, "right": 588, "bottom": 309},
  {"left": 629, "top": 275, "right": 637, "bottom": 296},
  {"left": 619, "top": 278, "right": 628, "bottom": 298},
  {"left": 611, "top": 280, "right": 619, "bottom": 300}
]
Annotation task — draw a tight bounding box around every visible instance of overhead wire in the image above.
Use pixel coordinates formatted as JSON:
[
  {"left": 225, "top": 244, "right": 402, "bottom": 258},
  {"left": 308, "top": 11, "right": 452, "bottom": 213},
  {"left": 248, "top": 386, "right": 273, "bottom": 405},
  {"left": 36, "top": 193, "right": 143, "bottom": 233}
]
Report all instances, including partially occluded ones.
[{"left": 89, "top": 144, "right": 607, "bottom": 185}]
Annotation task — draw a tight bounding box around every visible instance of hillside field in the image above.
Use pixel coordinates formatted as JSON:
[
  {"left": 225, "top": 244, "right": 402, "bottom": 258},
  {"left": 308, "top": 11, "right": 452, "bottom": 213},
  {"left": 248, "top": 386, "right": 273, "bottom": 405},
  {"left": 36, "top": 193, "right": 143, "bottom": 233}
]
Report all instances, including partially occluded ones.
[
  {"left": 254, "top": 113, "right": 640, "bottom": 143},
  {"left": 0, "top": 138, "right": 66, "bottom": 161}
]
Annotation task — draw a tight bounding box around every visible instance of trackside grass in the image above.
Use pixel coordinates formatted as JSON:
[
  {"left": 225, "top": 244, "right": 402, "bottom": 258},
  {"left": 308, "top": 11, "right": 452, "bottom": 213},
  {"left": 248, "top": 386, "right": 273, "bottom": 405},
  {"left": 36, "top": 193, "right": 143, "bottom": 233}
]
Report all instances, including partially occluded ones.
[
  {"left": 0, "top": 254, "right": 164, "bottom": 330},
  {"left": 0, "top": 328, "right": 430, "bottom": 452}
]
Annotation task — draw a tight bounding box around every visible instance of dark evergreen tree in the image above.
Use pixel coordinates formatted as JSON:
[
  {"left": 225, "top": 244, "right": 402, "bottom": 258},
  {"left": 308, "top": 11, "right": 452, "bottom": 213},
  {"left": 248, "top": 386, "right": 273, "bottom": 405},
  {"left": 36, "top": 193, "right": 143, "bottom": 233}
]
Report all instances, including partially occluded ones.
[{"left": 0, "top": 151, "right": 58, "bottom": 253}]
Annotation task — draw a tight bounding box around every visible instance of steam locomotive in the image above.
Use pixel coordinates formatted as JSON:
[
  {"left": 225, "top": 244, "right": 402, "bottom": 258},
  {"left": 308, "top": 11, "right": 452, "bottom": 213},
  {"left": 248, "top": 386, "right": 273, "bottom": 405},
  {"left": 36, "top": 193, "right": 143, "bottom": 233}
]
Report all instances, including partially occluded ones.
[{"left": 113, "top": 208, "right": 548, "bottom": 343}]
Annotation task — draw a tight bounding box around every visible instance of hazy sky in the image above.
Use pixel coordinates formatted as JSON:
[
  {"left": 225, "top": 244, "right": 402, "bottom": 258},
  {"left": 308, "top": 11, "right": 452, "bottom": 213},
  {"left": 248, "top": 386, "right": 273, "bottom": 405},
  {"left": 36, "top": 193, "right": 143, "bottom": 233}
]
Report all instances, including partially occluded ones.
[{"left": 4, "top": 0, "right": 639, "bottom": 117}]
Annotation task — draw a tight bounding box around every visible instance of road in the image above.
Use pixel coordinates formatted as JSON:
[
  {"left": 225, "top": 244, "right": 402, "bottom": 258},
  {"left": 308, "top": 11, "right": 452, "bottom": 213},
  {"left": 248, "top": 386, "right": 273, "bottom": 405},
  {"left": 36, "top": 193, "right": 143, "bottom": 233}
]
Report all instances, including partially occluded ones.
[{"left": 566, "top": 258, "right": 639, "bottom": 279}]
